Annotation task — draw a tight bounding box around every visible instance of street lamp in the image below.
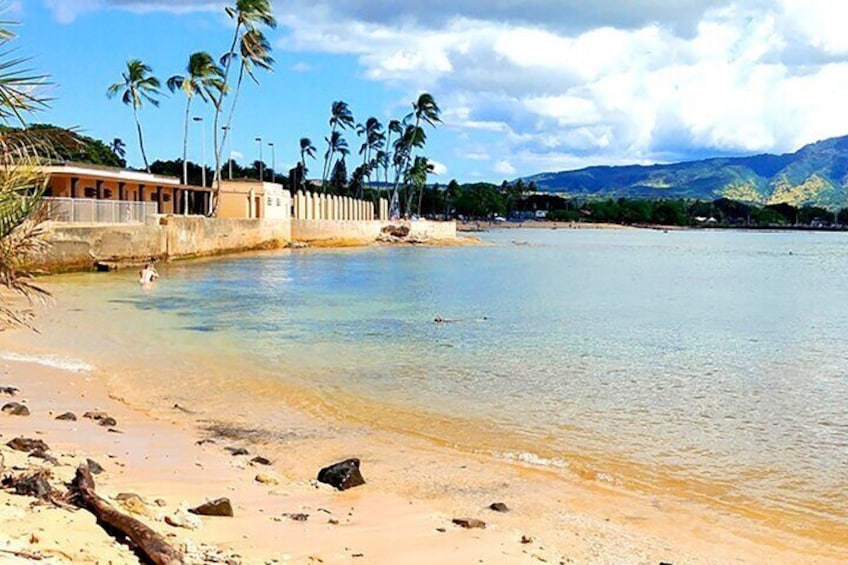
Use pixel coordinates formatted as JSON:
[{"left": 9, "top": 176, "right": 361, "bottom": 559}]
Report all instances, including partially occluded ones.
[
  {"left": 267, "top": 141, "right": 275, "bottom": 183},
  {"left": 222, "top": 125, "right": 233, "bottom": 179},
  {"left": 193, "top": 117, "right": 206, "bottom": 189},
  {"left": 255, "top": 136, "right": 263, "bottom": 181}
]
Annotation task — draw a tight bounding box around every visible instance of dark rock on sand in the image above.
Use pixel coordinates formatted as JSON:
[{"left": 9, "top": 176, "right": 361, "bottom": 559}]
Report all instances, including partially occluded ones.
[
  {"left": 489, "top": 502, "right": 509, "bottom": 512},
  {"left": 28, "top": 449, "right": 59, "bottom": 466},
  {"left": 520, "top": 535, "right": 532, "bottom": 544},
  {"left": 224, "top": 447, "right": 249, "bottom": 456},
  {"left": 99, "top": 417, "right": 118, "bottom": 427},
  {"left": 250, "top": 456, "right": 271, "bottom": 466},
  {"left": 86, "top": 458, "right": 105, "bottom": 474},
  {"left": 55, "top": 412, "right": 77, "bottom": 421},
  {"left": 189, "top": 498, "right": 234, "bottom": 517},
  {"left": 281, "top": 512, "right": 309, "bottom": 521},
  {"left": 317, "top": 458, "right": 366, "bottom": 491},
  {"left": 452, "top": 518, "right": 486, "bottom": 529},
  {"left": 2, "top": 402, "right": 30, "bottom": 416},
  {"left": 6, "top": 437, "right": 49, "bottom": 453},
  {"left": 0, "top": 386, "right": 19, "bottom": 396},
  {"left": 83, "top": 410, "right": 109, "bottom": 421}
]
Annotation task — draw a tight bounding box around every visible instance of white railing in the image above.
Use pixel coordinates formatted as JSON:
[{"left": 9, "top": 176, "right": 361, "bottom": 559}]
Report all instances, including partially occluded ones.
[{"left": 44, "top": 197, "right": 158, "bottom": 224}]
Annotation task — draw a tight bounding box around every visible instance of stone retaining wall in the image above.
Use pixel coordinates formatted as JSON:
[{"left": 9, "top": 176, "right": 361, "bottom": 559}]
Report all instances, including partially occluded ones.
[{"left": 35, "top": 216, "right": 290, "bottom": 272}]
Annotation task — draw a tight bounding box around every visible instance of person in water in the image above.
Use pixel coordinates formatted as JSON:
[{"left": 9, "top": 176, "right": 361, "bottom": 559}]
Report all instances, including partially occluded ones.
[{"left": 139, "top": 263, "right": 159, "bottom": 285}]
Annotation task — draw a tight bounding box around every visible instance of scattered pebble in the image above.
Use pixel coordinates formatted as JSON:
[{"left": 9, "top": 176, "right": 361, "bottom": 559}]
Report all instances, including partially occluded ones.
[
  {"left": 1, "top": 402, "right": 30, "bottom": 416},
  {"left": 55, "top": 412, "right": 77, "bottom": 421},
  {"left": 452, "top": 518, "right": 486, "bottom": 529}
]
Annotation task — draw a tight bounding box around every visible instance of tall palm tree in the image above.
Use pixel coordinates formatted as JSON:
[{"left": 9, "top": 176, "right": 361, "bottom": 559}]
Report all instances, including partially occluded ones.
[
  {"left": 389, "top": 93, "right": 441, "bottom": 217},
  {"left": 212, "top": 0, "right": 276, "bottom": 213},
  {"left": 107, "top": 59, "right": 161, "bottom": 173},
  {"left": 323, "top": 130, "right": 349, "bottom": 193},
  {"left": 321, "top": 100, "right": 354, "bottom": 190},
  {"left": 220, "top": 28, "right": 274, "bottom": 150},
  {"left": 299, "top": 137, "right": 316, "bottom": 188},
  {"left": 167, "top": 52, "right": 225, "bottom": 185},
  {"left": 356, "top": 117, "right": 384, "bottom": 198}
]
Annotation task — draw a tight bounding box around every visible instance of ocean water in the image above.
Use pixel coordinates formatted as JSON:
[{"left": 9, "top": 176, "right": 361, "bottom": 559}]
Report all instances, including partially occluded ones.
[{"left": 22, "top": 228, "right": 848, "bottom": 544}]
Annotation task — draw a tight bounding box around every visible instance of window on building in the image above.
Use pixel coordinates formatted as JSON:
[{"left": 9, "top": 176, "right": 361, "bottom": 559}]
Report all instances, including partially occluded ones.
[
  {"left": 267, "top": 197, "right": 273, "bottom": 207},
  {"left": 163, "top": 194, "right": 171, "bottom": 202},
  {"left": 84, "top": 187, "right": 96, "bottom": 198},
  {"left": 150, "top": 193, "right": 158, "bottom": 201},
  {"left": 104, "top": 189, "right": 113, "bottom": 199}
]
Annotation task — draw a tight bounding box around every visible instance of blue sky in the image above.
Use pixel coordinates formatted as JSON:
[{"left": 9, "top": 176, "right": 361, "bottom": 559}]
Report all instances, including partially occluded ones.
[{"left": 13, "top": 0, "right": 848, "bottom": 183}]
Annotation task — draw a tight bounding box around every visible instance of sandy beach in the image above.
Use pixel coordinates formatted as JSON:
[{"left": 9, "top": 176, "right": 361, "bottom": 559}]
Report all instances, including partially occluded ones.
[{"left": 1, "top": 278, "right": 846, "bottom": 564}]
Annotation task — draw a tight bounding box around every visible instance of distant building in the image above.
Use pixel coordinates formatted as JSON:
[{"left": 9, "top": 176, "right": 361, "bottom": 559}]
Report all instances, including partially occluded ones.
[{"left": 218, "top": 179, "right": 290, "bottom": 220}]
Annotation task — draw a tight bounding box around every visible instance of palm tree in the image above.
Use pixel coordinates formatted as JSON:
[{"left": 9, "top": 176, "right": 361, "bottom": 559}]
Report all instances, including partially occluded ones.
[
  {"left": 323, "top": 130, "right": 349, "bottom": 193},
  {"left": 389, "top": 93, "right": 441, "bottom": 217},
  {"left": 110, "top": 138, "right": 126, "bottom": 160},
  {"left": 356, "top": 117, "right": 384, "bottom": 198},
  {"left": 212, "top": 0, "right": 276, "bottom": 213},
  {"left": 107, "top": 59, "right": 161, "bottom": 173},
  {"left": 321, "top": 101, "right": 354, "bottom": 190},
  {"left": 167, "top": 52, "right": 225, "bottom": 185},
  {"left": 0, "top": 19, "right": 52, "bottom": 329},
  {"left": 220, "top": 28, "right": 274, "bottom": 150},
  {"left": 299, "top": 137, "right": 316, "bottom": 189}
]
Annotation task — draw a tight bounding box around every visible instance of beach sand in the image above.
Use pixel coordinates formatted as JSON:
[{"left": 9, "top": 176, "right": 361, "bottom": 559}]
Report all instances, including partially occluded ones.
[{"left": 1, "top": 294, "right": 845, "bottom": 564}]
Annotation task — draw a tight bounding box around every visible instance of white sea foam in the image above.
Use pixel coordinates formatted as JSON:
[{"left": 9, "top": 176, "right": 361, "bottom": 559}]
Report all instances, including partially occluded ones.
[
  {"left": 0, "top": 352, "right": 95, "bottom": 373},
  {"left": 495, "top": 451, "right": 570, "bottom": 469}
]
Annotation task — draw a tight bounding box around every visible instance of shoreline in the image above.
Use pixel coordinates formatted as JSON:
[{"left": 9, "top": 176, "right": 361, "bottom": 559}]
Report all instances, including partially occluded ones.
[{"left": 3, "top": 326, "right": 846, "bottom": 563}]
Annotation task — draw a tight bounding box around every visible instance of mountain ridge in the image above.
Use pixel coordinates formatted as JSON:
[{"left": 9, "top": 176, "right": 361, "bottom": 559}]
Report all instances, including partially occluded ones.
[{"left": 522, "top": 135, "right": 848, "bottom": 209}]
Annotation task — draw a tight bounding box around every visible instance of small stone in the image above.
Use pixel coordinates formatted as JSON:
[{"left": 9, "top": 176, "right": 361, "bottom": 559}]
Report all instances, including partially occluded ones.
[
  {"left": 281, "top": 513, "right": 309, "bottom": 522},
  {"left": 55, "top": 412, "right": 77, "bottom": 421},
  {"left": 155, "top": 498, "right": 167, "bottom": 507},
  {"left": 225, "top": 447, "right": 249, "bottom": 456},
  {"left": 317, "top": 458, "right": 365, "bottom": 491},
  {"left": 489, "top": 502, "right": 509, "bottom": 512},
  {"left": 107, "top": 428, "right": 123, "bottom": 434},
  {"left": 436, "top": 527, "right": 446, "bottom": 533},
  {"left": 6, "top": 438, "right": 49, "bottom": 453},
  {"left": 99, "top": 417, "right": 117, "bottom": 427},
  {"left": 189, "top": 498, "right": 234, "bottom": 517},
  {"left": 250, "top": 456, "right": 272, "bottom": 466},
  {"left": 255, "top": 473, "right": 279, "bottom": 485},
  {"left": 1, "top": 402, "right": 30, "bottom": 416},
  {"left": 83, "top": 410, "right": 109, "bottom": 421},
  {"left": 86, "top": 458, "right": 104, "bottom": 474},
  {"left": 165, "top": 509, "right": 202, "bottom": 529},
  {"left": 119, "top": 495, "right": 152, "bottom": 517},
  {"left": 521, "top": 535, "right": 533, "bottom": 544},
  {"left": 195, "top": 439, "right": 216, "bottom": 446},
  {"left": 0, "top": 386, "right": 19, "bottom": 396},
  {"left": 328, "top": 518, "right": 340, "bottom": 525},
  {"left": 452, "top": 518, "right": 486, "bottom": 529}
]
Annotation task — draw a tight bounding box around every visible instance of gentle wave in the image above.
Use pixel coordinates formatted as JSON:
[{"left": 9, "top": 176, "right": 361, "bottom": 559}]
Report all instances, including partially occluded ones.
[{"left": 0, "top": 352, "right": 95, "bottom": 373}]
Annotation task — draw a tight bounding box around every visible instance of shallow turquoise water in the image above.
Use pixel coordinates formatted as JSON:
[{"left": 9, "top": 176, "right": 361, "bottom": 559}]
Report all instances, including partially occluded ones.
[{"left": 25, "top": 228, "right": 848, "bottom": 536}]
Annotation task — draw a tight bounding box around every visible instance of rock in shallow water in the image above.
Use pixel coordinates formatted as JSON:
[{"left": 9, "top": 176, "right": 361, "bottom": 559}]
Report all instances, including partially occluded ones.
[
  {"left": 2, "top": 402, "right": 30, "bottom": 416},
  {"left": 317, "top": 458, "right": 366, "bottom": 491},
  {"left": 189, "top": 498, "right": 234, "bottom": 517}
]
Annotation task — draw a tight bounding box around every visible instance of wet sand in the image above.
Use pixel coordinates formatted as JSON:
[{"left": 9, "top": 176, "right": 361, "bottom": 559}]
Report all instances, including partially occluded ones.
[{"left": 1, "top": 285, "right": 845, "bottom": 563}]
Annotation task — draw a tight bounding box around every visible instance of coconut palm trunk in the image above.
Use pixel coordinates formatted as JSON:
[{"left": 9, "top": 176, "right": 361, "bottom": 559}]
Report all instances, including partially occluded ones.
[{"left": 133, "top": 103, "right": 150, "bottom": 173}]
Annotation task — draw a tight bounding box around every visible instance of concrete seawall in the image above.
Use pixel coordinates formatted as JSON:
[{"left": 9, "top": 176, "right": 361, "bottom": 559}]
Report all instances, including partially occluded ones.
[
  {"left": 35, "top": 216, "right": 291, "bottom": 272},
  {"left": 34, "top": 216, "right": 457, "bottom": 273}
]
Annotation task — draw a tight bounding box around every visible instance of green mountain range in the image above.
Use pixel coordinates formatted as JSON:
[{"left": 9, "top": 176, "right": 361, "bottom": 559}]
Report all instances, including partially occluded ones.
[{"left": 523, "top": 135, "right": 848, "bottom": 209}]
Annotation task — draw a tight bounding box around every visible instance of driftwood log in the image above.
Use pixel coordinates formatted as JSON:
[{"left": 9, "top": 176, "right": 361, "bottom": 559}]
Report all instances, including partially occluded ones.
[{"left": 71, "top": 464, "right": 184, "bottom": 565}]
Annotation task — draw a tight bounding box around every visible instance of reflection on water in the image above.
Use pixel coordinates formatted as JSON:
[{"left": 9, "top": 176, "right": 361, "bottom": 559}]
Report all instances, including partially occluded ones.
[{"left": 27, "top": 229, "right": 848, "bottom": 543}]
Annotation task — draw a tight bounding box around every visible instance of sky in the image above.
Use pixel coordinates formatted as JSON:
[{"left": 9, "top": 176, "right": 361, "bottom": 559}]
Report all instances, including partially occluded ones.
[{"left": 12, "top": 0, "right": 848, "bottom": 183}]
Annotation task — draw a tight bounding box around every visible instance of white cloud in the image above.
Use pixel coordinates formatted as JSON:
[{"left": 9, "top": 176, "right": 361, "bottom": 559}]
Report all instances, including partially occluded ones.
[
  {"left": 41, "top": 0, "right": 848, "bottom": 177},
  {"left": 494, "top": 160, "right": 516, "bottom": 175},
  {"left": 290, "top": 62, "right": 312, "bottom": 73},
  {"left": 428, "top": 159, "right": 448, "bottom": 175}
]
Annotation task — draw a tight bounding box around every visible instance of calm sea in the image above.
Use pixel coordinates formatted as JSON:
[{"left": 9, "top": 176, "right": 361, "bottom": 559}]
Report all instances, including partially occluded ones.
[{"left": 21, "top": 228, "right": 848, "bottom": 543}]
